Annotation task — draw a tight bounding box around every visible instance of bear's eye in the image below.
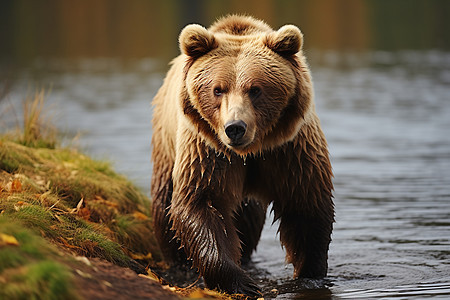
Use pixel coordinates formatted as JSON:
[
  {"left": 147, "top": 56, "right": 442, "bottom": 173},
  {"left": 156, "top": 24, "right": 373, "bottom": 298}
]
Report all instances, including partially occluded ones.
[
  {"left": 248, "top": 86, "right": 262, "bottom": 98},
  {"left": 213, "top": 87, "right": 223, "bottom": 97}
]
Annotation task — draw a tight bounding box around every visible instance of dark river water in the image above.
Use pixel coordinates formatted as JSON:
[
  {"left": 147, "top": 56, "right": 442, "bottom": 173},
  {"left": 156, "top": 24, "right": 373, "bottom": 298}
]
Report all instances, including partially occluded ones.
[{"left": 2, "top": 50, "right": 450, "bottom": 299}]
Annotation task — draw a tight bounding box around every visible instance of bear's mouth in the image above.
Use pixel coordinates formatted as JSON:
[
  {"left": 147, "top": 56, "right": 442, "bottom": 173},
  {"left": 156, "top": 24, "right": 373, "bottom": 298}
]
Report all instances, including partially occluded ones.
[
  {"left": 227, "top": 137, "right": 254, "bottom": 149},
  {"left": 229, "top": 141, "right": 245, "bottom": 147},
  {"left": 226, "top": 139, "right": 255, "bottom": 154}
]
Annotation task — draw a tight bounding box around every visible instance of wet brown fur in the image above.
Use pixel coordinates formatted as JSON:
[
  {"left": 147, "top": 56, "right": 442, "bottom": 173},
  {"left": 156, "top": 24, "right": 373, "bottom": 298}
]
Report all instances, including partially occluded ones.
[{"left": 151, "top": 15, "right": 334, "bottom": 297}]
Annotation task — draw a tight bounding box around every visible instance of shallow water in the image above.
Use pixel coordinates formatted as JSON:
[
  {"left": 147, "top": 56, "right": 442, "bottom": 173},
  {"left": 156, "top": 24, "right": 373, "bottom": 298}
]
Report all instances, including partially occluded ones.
[{"left": 2, "top": 51, "right": 450, "bottom": 299}]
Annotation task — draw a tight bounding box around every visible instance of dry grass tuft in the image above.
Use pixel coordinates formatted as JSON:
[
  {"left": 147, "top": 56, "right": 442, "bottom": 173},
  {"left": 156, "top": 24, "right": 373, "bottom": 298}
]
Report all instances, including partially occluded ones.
[{"left": 20, "top": 89, "right": 57, "bottom": 148}]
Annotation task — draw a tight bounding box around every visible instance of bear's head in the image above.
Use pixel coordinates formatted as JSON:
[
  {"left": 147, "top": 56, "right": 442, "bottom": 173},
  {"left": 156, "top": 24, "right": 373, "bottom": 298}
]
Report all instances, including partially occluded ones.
[{"left": 180, "top": 16, "right": 313, "bottom": 156}]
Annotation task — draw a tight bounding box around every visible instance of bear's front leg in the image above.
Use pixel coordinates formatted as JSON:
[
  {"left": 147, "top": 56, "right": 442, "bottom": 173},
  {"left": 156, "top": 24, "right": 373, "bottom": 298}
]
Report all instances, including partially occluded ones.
[
  {"left": 169, "top": 199, "right": 260, "bottom": 296},
  {"left": 277, "top": 206, "right": 333, "bottom": 278},
  {"left": 273, "top": 136, "right": 334, "bottom": 279},
  {"left": 170, "top": 138, "right": 260, "bottom": 297}
]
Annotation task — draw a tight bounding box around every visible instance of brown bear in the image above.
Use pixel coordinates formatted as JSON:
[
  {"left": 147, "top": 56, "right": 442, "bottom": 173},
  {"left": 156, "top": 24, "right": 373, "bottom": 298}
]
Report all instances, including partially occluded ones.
[{"left": 151, "top": 15, "right": 334, "bottom": 297}]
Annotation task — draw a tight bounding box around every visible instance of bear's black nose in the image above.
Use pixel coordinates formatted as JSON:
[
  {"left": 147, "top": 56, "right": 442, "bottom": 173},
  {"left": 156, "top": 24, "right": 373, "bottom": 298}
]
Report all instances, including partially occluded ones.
[{"left": 225, "top": 120, "right": 247, "bottom": 143}]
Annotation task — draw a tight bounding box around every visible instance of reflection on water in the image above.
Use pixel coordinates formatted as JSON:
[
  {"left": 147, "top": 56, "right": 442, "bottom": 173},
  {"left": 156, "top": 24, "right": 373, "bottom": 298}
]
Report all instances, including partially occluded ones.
[
  {"left": 1, "top": 51, "right": 450, "bottom": 299},
  {"left": 339, "top": 282, "right": 450, "bottom": 299}
]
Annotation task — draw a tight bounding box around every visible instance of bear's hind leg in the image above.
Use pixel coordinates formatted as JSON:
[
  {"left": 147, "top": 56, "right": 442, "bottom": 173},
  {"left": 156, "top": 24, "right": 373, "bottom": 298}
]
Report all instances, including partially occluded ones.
[
  {"left": 233, "top": 198, "right": 266, "bottom": 264},
  {"left": 151, "top": 150, "right": 190, "bottom": 266}
]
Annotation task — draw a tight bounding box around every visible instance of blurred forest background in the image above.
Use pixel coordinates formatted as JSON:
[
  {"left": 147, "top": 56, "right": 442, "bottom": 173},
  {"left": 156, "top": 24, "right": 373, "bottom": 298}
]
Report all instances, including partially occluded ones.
[{"left": 1, "top": 0, "right": 449, "bottom": 64}]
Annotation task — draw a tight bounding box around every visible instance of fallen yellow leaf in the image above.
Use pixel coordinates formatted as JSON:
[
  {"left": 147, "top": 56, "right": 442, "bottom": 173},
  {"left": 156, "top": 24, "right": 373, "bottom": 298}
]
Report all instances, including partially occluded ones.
[
  {"left": 138, "top": 272, "right": 159, "bottom": 282},
  {"left": 130, "top": 252, "right": 153, "bottom": 261},
  {"left": 162, "top": 285, "right": 176, "bottom": 292},
  {"left": 187, "top": 289, "right": 205, "bottom": 298},
  {"left": 93, "top": 196, "right": 119, "bottom": 208},
  {"left": 132, "top": 211, "right": 148, "bottom": 220},
  {"left": 0, "top": 233, "right": 20, "bottom": 247}
]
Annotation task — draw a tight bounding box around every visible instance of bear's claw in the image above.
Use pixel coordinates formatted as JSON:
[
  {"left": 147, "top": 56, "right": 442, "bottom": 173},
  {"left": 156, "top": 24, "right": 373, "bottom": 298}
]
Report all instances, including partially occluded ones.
[{"left": 230, "top": 272, "right": 261, "bottom": 298}]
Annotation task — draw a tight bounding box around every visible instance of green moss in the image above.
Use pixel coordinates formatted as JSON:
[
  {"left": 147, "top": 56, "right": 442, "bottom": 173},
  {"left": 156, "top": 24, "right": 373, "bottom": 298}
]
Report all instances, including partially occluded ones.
[
  {"left": 33, "top": 262, "right": 73, "bottom": 297},
  {"left": 0, "top": 156, "right": 19, "bottom": 173},
  {"left": 76, "top": 229, "right": 129, "bottom": 266},
  {"left": 1, "top": 261, "right": 78, "bottom": 300},
  {"left": 82, "top": 158, "right": 118, "bottom": 178},
  {"left": 0, "top": 217, "right": 79, "bottom": 300},
  {"left": 0, "top": 142, "right": 35, "bottom": 173},
  {"left": 0, "top": 247, "right": 27, "bottom": 273},
  {"left": 13, "top": 205, "right": 54, "bottom": 228},
  {"left": 18, "top": 138, "right": 56, "bottom": 149}
]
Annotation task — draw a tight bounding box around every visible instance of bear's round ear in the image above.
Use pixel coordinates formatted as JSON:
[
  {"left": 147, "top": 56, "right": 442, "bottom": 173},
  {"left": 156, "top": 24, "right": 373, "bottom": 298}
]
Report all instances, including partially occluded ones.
[
  {"left": 179, "top": 24, "right": 218, "bottom": 59},
  {"left": 264, "top": 25, "right": 303, "bottom": 56}
]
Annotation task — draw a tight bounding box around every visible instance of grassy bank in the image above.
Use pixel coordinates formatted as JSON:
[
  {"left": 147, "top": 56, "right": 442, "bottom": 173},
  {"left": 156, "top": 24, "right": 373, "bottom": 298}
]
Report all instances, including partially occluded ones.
[
  {"left": 0, "top": 91, "right": 238, "bottom": 299},
  {"left": 0, "top": 137, "right": 162, "bottom": 264},
  {"left": 0, "top": 135, "right": 162, "bottom": 260},
  {"left": 0, "top": 91, "right": 163, "bottom": 299}
]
